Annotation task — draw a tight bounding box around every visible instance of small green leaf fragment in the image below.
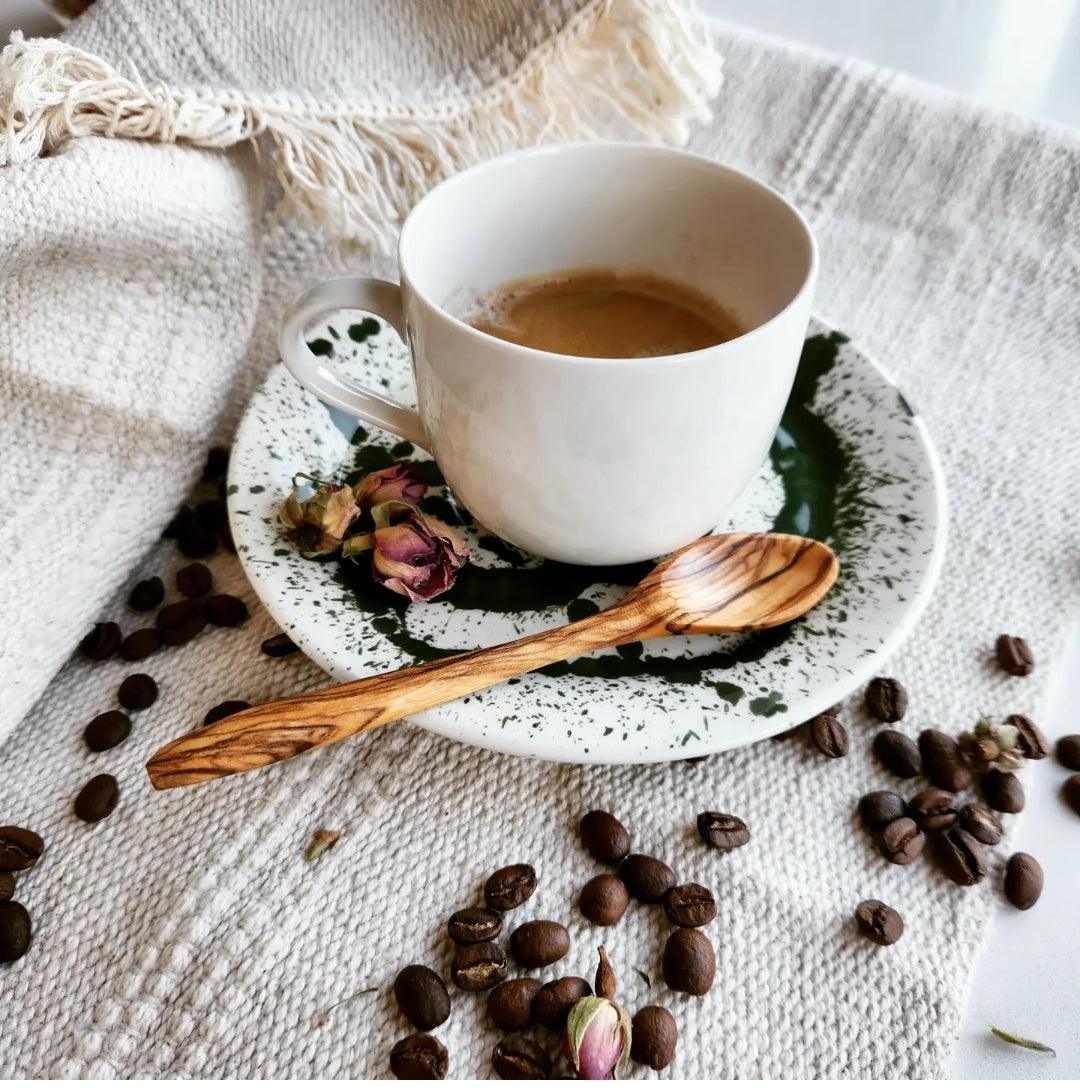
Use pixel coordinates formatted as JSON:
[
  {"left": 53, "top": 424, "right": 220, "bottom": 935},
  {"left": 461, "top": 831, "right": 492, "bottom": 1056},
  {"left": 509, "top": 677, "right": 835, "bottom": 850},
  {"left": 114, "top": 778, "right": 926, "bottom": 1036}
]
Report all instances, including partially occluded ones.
[
  {"left": 305, "top": 828, "right": 341, "bottom": 863},
  {"left": 634, "top": 968, "right": 651, "bottom": 988},
  {"left": 991, "top": 1027, "right": 1056, "bottom": 1056}
]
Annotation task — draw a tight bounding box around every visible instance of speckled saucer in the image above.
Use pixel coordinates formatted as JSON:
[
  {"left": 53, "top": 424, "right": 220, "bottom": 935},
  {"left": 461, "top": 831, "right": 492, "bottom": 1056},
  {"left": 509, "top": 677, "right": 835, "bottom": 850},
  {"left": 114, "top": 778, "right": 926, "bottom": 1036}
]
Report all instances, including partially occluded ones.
[{"left": 228, "top": 314, "right": 946, "bottom": 763}]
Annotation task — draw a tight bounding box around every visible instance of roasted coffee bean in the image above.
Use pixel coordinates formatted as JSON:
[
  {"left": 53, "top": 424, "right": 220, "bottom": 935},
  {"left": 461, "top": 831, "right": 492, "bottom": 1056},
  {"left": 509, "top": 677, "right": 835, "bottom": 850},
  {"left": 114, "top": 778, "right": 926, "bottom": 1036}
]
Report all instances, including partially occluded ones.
[
  {"left": 664, "top": 882, "right": 717, "bottom": 928},
  {"left": 79, "top": 621, "right": 121, "bottom": 661},
  {"left": 854, "top": 899, "right": 904, "bottom": 946},
  {"left": 907, "top": 788, "right": 957, "bottom": 833},
  {"left": 0, "top": 902, "right": 32, "bottom": 964},
  {"left": 533, "top": 977, "right": 591, "bottom": 1028},
  {"left": 486, "top": 978, "right": 541, "bottom": 1032},
  {"left": 509, "top": 920, "right": 570, "bottom": 968},
  {"left": 858, "top": 791, "right": 907, "bottom": 831},
  {"left": 128, "top": 576, "right": 165, "bottom": 612},
  {"left": 878, "top": 817, "right": 925, "bottom": 865},
  {"left": 0, "top": 872, "right": 14, "bottom": 901},
  {"left": 579, "top": 810, "right": 631, "bottom": 863},
  {"left": 390, "top": 1033, "right": 448, "bottom": 1080},
  {"left": 156, "top": 600, "right": 208, "bottom": 646},
  {"left": 958, "top": 803, "right": 1003, "bottom": 845},
  {"left": 865, "top": 677, "right": 908, "bottom": 722},
  {"left": 619, "top": 854, "right": 676, "bottom": 903},
  {"left": 696, "top": 811, "right": 750, "bottom": 850},
  {"left": 84, "top": 710, "right": 132, "bottom": 752},
  {"left": 176, "top": 562, "right": 213, "bottom": 598},
  {"left": 1055, "top": 735, "right": 1080, "bottom": 771},
  {"left": 118, "top": 673, "right": 158, "bottom": 711},
  {"left": 1004, "top": 852, "right": 1042, "bottom": 910},
  {"left": 492, "top": 1033, "right": 551, "bottom": 1080},
  {"left": 205, "top": 594, "right": 249, "bottom": 628},
  {"left": 163, "top": 506, "right": 193, "bottom": 539},
  {"left": 770, "top": 725, "right": 801, "bottom": 742},
  {"left": 195, "top": 499, "right": 227, "bottom": 532},
  {"left": 1005, "top": 714, "right": 1049, "bottom": 760},
  {"left": 261, "top": 632, "right": 299, "bottom": 658},
  {"left": 202, "top": 446, "right": 229, "bottom": 481},
  {"left": 1065, "top": 774, "right": 1080, "bottom": 817},
  {"left": 0, "top": 827, "right": 44, "bottom": 871},
  {"left": 662, "top": 927, "right": 715, "bottom": 995},
  {"left": 484, "top": 864, "right": 537, "bottom": 911},
  {"left": 394, "top": 965, "right": 451, "bottom": 1031},
  {"left": 448, "top": 907, "right": 502, "bottom": 945},
  {"left": 578, "top": 874, "right": 629, "bottom": 927},
  {"left": 996, "top": 634, "right": 1034, "bottom": 677},
  {"left": 982, "top": 768, "right": 1024, "bottom": 813},
  {"left": 450, "top": 942, "right": 507, "bottom": 991},
  {"left": 919, "top": 730, "right": 972, "bottom": 792},
  {"left": 74, "top": 774, "right": 119, "bottom": 823},
  {"left": 178, "top": 523, "right": 216, "bottom": 559},
  {"left": 873, "top": 730, "right": 921, "bottom": 778},
  {"left": 120, "top": 627, "right": 161, "bottom": 661},
  {"left": 203, "top": 700, "right": 251, "bottom": 726},
  {"left": 934, "top": 828, "right": 987, "bottom": 886},
  {"left": 810, "top": 714, "right": 849, "bottom": 758},
  {"left": 631, "top": 1006, "right": 678, "bottom": 1071}
]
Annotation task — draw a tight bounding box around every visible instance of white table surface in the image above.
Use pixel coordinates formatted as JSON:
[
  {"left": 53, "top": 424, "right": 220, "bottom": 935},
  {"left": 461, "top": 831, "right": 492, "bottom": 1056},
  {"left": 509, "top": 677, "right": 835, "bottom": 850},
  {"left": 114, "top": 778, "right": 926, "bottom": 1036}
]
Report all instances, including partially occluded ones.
[{"left": 5, "top": 0, "right": 1079, "bottom": 1078}]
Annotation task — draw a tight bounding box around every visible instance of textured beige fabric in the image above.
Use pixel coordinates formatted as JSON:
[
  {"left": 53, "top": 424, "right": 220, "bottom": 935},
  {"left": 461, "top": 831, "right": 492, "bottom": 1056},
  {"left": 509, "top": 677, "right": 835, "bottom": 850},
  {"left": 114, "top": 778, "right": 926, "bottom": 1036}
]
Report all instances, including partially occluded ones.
[{"left": 1, "top": 4, "right": 1079, "bottom": 1082}]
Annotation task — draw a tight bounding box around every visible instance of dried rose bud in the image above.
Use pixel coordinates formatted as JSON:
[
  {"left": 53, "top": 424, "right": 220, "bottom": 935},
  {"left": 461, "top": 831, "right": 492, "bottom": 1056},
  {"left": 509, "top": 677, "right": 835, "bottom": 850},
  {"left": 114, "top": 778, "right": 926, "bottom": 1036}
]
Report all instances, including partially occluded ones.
[
  {"left": 595, "top": 946, "right": 616, "bottom": 1000},
  {"left": 352, "top": 463, "right": 427, "bottom": 512},
  {"left": 564, "top": 995, "right": 632, "bottom": 1080},
  {"left": 960, "top": 717, "right": 1025, "bottom": 773},
  {"left": 304, "top": 829, "right": 341, "bottom": 862},
  {"left": 343, "top": 501, "right": 468, "bottom": 603},
  {"left": 279, "top": 479, "right": 360, "bottom": 558}
]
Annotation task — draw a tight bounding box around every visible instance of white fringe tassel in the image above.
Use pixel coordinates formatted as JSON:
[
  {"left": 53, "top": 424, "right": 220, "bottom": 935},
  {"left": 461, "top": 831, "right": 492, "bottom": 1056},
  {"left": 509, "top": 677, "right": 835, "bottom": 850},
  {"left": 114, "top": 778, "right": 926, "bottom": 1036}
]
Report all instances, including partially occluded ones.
[{"left": 0, "top": 0, "right": 722, "bottom": 252}]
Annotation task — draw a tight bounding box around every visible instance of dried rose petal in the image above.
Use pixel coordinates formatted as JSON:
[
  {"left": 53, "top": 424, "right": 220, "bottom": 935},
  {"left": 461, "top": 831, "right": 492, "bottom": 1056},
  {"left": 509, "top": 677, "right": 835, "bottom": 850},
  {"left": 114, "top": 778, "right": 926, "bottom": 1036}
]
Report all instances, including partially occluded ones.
[{"left": 352, "top": 463, "right": 427, "bottom": 512}]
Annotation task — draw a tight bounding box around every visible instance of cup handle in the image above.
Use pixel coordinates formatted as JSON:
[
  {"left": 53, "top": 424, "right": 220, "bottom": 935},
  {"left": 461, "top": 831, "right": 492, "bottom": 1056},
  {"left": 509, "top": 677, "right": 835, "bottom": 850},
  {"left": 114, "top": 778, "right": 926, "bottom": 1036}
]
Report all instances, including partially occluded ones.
[{"left": 278, "top": 276, "right": 428, "bottom": 448}]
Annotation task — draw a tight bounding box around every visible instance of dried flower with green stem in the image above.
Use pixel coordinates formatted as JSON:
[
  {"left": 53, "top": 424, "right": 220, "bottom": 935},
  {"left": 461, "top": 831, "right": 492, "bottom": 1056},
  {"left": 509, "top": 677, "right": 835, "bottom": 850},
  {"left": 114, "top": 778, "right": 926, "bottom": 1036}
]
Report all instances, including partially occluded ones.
[
  {"left": 279, "top": 474, "right": 359, "bottom": 558},
  {"left": 565, "top": 949, "right": 632, "bottom": 1079},
  {"left": 959, "top": 717, "right": 1026, "bottom": 773},
  {"left": 352, "top": 463, "right": 427, "bottom": 512}
]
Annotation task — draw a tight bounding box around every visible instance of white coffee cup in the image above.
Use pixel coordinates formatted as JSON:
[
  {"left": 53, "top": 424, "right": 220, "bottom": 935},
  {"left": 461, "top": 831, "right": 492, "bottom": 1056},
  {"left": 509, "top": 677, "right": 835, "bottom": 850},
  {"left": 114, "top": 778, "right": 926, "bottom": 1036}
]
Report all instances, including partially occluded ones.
[{"left": 279, "top": 142, "right": 817, "bottom": 566}]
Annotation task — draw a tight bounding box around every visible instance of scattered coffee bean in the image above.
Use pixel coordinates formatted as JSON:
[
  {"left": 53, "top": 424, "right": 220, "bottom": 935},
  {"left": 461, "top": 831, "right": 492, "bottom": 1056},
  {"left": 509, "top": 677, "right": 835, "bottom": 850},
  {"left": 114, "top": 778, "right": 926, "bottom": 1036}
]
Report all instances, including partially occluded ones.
[
  {"left": 631, "top": 1005, "right": 678, "bottom": 1071},
  {"left": 770, "top": 725, "right": 801, "bottom": 742},
  {"left": 128, "top": 576, "right": 165, "bottom": 613},
  {"left": 492, "top": 1033, "right": 551, "bottom": 1080},
  {"left": 579, "top": 810, "right": 631, "bottom": 863},
  {"left": 662, "top": 927, "right": 715, "bottom": 995},
  {"left": 390, "top": 1033, "right": 448, "bottom": 1080},
  {"left": 450, "top": 941, "right": 507, "bottom": 991},
  {"left": 696, "top": 811, "right": 750, "bottom": 850},
  {"left": 578, "top": 874, "right": 629, "bottom": 927},
  {"left": 120, "top": 627, "right": 161, "bottom": 661},
  {"left": 178, "top": 523, "right": 216, "bottom": 559},
  {"left": 982, "top": 768, "right": 1024, "bottom": 813},
  {"left": 205, "top": 594, "right": 249, "bottom": 627},
  {"left": 619, "top": 854, "right": 676, "bottom": 903},
  {"left": 0, "top": 827, "right": 44, "bottom": 871},
  {"left": 858, "top": 791, "right": 907, "bottom": 831},
  {"left": 873, "top": 730, "right": 921, "bottom": 778},
  {"left": 1062, "top": 774, "right": 1080, "bottom": 816},
  {"left": 1005, "top": 714, "right": 1049, "bottom": 760},
  {"left": 176, "top": 562, "right": 213, "bottom": 598},
  {"left": 878, "top": 817, "right": 925, "bottom": 865},
  {"left": 996, "top": 634, "right": 1034, "bottom": 677},
  {"left": 0, "top": 901, "right": 32, "bottom": 964},
  {"left": 156, "top": 600, "right": 208, "bottom": 646},
  {"left": 907, "top": 788, "right": 957, "bottom": 833},
  {"left": 84, "top": 710, "right": 132, "bottom": 752},
  {"left": 118, "top": 673, "right": 158, "bottom": 711},
  {"left": 664, "top": 882, "right": 717, "bottom": 928},
  {"left": 163, "top": 506, "right": 193, "bottom": 539},
  {"left": 958, "top": 802, "right": 1003, "bottom": 845},
  {"left": 261, "top": 632, "right": 299, "bottom": 658},
  {"left": 394, "top": 965, "right": 451, "bottom": 1031},
  {"left": 202, "top": 446, "right": 229, "bottom": 481},
  {"left": 1004, "top": 852, "right": 1043, "bottom": 910},
  {"left": 934, "top": 828, "right": 987, "bottom": 886},
  {"left": 448, "top": 907, "right": 502, "bottom": 945},
  {"left": 0, "top": 872, "right": 13, "bottom": 901},
  {"left": 919, "top": 730, "right": 972, "bottom": 792},
  {"left": 484, "top": 864, "right": 537, "bottom": 911},
  {"left": 79, "top": 621, "right": 121, "bottom": 661},
  {"left": 854, "top": 899, "right": 904, "bottom": 946},
  {"left": 1055, "top": 735, "right": 1080, "bottom": 771},
  {"left": 533, "top": 977, "right": 591, "bottom": 1028},
  {"left": 509, "top": 920, "right": 570, "bottom": 969},
  {"left": 203, "top": 700, "right": 251, "bottom": 726},
  {"left": 810, "top": 713, "right": 849, "bottom": 758},
  {"left": 195, "top": 499, "right": 227, "bottom": 532},
  {"left": 865, "top": 677, "right": 908, "bottom": 722},
  {"left": 487, "top": 978, "right": 541, "bottom": 1032},
  {"left": 74, "top": 774, "right": 119, "bottom": 823}
]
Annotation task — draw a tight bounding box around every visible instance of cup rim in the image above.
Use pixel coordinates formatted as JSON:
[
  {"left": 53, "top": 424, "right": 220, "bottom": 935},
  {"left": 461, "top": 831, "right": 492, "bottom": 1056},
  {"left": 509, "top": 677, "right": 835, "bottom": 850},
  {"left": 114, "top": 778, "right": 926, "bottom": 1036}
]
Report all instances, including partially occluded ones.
[{"left": 398, "top": 141, "right": 818, "bottom": 366}]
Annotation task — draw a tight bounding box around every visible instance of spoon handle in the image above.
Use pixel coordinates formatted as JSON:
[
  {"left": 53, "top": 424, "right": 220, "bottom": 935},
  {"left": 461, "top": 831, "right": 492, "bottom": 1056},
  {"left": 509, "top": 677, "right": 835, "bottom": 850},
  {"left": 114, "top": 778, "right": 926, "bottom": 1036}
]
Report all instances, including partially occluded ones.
[{"left": 147, "top": 601, "right": 659, "bottom": 789}]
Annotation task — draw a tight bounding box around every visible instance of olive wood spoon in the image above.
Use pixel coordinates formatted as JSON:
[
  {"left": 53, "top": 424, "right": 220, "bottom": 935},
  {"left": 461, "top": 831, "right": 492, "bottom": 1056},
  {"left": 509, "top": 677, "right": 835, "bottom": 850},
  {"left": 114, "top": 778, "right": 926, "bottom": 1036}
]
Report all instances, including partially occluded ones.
[{"left": 147, "top": 532, "right": 837, "bottom": 789}]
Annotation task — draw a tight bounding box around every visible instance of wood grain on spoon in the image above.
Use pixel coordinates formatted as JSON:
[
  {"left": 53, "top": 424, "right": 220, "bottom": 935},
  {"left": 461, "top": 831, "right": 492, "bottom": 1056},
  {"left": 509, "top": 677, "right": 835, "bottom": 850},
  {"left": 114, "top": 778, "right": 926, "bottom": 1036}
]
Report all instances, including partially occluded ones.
[{"left": 147, "top": 532, "right": 837, "bottom": 789}]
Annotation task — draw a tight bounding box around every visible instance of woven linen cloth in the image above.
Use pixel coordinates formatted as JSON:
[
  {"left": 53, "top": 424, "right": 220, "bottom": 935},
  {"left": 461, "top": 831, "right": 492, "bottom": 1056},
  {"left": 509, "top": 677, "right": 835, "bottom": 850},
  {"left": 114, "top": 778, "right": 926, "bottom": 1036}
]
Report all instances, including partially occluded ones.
[{"left": 2, "top": 6, "right": 1080, "bottom": 1083}]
